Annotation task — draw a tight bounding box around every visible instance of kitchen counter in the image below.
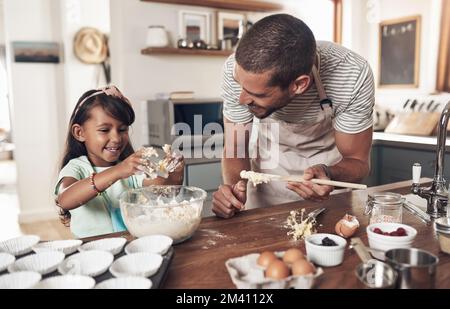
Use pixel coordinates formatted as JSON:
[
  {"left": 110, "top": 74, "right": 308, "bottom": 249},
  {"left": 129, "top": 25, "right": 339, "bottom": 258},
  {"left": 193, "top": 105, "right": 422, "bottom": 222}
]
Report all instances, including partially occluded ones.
[
  {"left": 373, "top": 132, "right": 450, "bottom": 151},
  {"left": 84, "top": 179, "right": 450, "bottom": 289}
]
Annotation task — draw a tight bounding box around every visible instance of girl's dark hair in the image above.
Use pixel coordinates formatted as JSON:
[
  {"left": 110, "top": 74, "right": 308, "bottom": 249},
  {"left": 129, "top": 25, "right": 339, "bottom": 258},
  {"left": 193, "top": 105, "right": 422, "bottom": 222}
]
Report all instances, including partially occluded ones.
[
  {"left": 235, "top": 14, "right": 316, "bottom": 89},
  {"left": 58, "top": 89, "right": 136, "bottom": 226}
]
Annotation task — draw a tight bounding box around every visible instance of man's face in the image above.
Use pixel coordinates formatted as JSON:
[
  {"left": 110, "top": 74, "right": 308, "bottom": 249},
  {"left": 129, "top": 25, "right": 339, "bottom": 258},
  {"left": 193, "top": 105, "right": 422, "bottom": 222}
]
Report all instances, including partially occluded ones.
[{"left": 234, "top": 64, "right": 293, "bottom": 119}]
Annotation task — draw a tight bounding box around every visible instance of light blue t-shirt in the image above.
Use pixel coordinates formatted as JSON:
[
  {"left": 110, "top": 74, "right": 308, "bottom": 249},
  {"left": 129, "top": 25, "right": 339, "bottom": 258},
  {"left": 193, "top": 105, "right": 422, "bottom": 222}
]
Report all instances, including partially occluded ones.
[{"left": 55, "top": 156, "right": 145, "bottom": 238}]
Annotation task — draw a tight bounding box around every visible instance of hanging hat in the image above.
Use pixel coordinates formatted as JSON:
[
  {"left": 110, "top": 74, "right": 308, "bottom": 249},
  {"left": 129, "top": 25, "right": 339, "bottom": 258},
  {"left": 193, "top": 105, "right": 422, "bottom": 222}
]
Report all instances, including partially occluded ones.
[{"left": 73, "top": 27, "right": 108, "bottom": 64}]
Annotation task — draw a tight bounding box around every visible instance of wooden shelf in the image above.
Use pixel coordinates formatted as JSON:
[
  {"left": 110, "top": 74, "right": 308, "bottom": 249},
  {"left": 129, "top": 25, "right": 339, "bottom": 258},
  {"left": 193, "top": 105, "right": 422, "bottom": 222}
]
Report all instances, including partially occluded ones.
[
  {"left": 140, "top": 0, "right": 283, "bottom": 12},
  {"left": 141, "top": 47, "right": 233, "bottom": 57}
]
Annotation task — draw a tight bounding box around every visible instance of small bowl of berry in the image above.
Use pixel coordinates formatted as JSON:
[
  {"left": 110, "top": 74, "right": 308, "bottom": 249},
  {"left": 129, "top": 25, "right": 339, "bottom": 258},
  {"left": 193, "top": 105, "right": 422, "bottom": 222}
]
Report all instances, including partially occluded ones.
[
  {"left": 305, "top": 233, "right": 347, "bottom": 267},
  {"left": 366, "top": 223, "right": 417, "bottom": 259}
]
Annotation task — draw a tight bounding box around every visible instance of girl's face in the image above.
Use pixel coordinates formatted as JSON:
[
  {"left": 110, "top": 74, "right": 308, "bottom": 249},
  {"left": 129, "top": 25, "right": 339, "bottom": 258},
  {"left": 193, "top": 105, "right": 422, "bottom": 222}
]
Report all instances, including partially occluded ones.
[{"left": 73, "top": 105, "right": 130, "bottom": 167}]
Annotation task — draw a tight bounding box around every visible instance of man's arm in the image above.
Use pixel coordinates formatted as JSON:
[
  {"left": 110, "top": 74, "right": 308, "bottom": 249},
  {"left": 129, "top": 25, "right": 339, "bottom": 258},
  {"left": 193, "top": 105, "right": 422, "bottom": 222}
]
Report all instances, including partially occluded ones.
[
  {"left": 222, "top": 117, "right": 252, "bottom": 185},
  {"left": 329, "top": 126, "right": 372, "bottom": 182},
  {"left": 212, "top": 117, "right": 252, "bottom": 218},
  {"left": 287, "top": 127, "right": 372, "bottom": 201}
]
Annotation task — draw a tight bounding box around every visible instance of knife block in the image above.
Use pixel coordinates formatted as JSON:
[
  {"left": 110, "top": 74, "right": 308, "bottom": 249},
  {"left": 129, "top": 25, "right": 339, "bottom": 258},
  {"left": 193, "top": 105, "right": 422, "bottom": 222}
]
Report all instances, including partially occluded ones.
[{"left": 384, "top": 112, "right": 440, "bottom": 136}]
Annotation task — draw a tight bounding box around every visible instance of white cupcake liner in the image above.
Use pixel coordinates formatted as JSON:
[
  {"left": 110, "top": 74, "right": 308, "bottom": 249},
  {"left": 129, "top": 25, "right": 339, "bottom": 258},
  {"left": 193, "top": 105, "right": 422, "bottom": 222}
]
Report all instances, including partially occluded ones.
[
  {"left": 78, "top": 237, "right": 127, "bottom": 255},
  {"left": 0, "top": 252, "right": 16, "bottom": 272},
  {"left": 33, "top": 275, "right": 95, "bottom": 289},
  {"left": 95, "top": 277, "right": 152, "bottom": 289},
  {"left": 33, "top": 239, "right": 82, "bottom": 255},
  {"left": 109, "top": 252, "right": 163, "bottom": 278},
  {"left": 8, "top": 251, "right": 65, "bottom": 275},
  {"left": 125, "top": 235, "right": 172, "bottom": 255},
  {"left": 58, "top": 250, "right": 113, "bottom": 277},
  {"left": 0, "top": 271, "right": 42, "bottom": 289},
  {"left": 0, "top": 235, "right": 40, "bottom": 256}
]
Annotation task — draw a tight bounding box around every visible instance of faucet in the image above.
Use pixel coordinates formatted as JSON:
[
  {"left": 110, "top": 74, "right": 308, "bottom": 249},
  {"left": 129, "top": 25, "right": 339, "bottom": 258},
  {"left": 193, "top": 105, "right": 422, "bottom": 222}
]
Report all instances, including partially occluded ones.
[{"left": 411, "top": 101, "right": 450, "bottom": 218}]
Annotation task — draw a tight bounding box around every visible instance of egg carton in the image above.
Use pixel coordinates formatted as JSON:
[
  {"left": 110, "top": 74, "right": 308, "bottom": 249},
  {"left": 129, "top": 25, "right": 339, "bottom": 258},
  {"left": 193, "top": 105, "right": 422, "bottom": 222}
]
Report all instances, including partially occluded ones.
[{"left": 225, "top": 252, "right": 323, "bottom": 289}]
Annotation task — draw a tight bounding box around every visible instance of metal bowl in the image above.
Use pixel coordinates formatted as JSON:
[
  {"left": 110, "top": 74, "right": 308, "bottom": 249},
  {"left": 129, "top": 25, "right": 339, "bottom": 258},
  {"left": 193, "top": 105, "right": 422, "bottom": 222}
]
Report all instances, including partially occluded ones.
[{"left": 385, "top": 248, "right": 439, "bottom": 289}]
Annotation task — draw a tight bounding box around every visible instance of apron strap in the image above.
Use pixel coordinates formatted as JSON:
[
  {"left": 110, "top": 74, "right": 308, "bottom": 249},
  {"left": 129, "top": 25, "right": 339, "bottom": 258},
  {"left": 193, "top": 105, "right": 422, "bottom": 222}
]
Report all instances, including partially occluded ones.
[{"left": 312, "top": 65, "right": 333, "bottom": 110}]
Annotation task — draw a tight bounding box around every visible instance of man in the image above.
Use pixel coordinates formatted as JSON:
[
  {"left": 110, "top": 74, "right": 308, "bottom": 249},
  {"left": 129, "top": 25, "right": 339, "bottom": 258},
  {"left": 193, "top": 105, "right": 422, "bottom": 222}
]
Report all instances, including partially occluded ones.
[{"left": 212, "top": 14, "right": 374, "bottom": 218}]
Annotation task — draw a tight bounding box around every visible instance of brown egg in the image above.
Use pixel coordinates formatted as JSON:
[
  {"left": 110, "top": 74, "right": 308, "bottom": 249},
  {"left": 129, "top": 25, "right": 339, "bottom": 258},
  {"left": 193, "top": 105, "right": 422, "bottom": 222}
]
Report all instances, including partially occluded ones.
[
  {"left": 335, "top": 214, "right": 360, "bottom": 238},
  {"left": 282, "top": 248, "right": 305, "bottom": 264},
  {"left": 291, "top": 259, "right": 315, "bottom": 276},
  {"left": 257, "top": 251, "right": 278, "bottom": 268},
  {"left": 265, "top": 260, "right": 291, "bottom": 280}
]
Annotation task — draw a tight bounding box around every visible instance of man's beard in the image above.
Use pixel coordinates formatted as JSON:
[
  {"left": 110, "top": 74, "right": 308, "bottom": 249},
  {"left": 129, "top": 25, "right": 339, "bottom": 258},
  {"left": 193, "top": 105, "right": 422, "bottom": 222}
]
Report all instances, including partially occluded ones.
[
  {"left": 248, "top": 105, "right": 277, "bottom": 119},
  {"left": 248, "top": 91, "right": 293, "bottom": 119}
]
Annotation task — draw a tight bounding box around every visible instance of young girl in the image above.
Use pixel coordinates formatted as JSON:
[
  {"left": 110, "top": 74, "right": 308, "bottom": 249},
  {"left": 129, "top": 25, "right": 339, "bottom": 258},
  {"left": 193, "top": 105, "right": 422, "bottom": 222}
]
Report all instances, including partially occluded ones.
[{"left": 55, "top": 86, "right": 184, "bottom": 238}]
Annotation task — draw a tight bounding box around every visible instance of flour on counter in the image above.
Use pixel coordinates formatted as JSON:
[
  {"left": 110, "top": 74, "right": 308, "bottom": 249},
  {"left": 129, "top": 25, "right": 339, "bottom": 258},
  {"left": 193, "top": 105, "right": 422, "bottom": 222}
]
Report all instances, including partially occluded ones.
[{"left": 284, "top": 208, "right": 318, "bottom": 241}]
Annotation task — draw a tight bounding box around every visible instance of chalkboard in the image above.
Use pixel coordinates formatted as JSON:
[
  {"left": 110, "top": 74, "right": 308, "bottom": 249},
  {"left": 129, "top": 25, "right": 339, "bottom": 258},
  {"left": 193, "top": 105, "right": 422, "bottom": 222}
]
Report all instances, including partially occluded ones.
[{"left": 379, "top": 16, "right": 421, "bottom": 88}]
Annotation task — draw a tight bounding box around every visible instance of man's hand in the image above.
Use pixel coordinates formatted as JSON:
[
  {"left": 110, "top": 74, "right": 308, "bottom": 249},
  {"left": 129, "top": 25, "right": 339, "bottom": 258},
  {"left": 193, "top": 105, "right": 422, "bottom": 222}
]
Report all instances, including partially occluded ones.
[
  {"left": 286, "top": 165, "right": 333, "bottom": 202},
  {"left": 212, "top": 180, "right": 247, "bottom": 218}
]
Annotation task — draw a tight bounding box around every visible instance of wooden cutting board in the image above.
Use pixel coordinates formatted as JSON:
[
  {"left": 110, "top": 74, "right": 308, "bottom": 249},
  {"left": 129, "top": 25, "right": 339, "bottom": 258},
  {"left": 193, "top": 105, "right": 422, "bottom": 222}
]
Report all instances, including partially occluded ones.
[{"left": 384, "top": 112, "right": 440, "bottom": 136}]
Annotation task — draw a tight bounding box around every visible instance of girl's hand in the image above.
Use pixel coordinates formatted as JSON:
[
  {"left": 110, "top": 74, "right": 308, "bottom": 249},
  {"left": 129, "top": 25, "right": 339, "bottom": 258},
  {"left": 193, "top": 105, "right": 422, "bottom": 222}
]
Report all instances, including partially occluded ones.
[
  {"left": 166, "top": 157, "right": 185, "bottom": 185},
  {"left": 113, "top": 150, "right": 145, "bottom": 180},
  {"left": 142, "top": 157, "right": 185, "bottom": 186}
]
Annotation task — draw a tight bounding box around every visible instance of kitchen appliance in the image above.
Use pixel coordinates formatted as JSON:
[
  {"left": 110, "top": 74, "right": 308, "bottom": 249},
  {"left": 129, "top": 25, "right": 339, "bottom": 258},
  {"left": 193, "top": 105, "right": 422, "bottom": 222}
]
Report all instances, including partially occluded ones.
[{"left": 146, "top": 98, "right": 224, "bottom": 149}]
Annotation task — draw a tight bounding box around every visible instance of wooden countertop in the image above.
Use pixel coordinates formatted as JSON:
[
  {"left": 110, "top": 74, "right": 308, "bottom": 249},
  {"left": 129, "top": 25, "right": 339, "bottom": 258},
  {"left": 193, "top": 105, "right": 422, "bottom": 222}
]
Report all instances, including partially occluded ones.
[{"left": 84, "top": 179, "right": 450, "bottom": 289}]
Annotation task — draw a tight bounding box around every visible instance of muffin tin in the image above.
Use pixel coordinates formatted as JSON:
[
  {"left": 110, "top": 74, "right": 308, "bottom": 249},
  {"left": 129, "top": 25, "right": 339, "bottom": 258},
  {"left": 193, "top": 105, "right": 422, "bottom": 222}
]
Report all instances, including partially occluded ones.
[{"left": 0, "top": 236, "right": 174, "bottom": 289}]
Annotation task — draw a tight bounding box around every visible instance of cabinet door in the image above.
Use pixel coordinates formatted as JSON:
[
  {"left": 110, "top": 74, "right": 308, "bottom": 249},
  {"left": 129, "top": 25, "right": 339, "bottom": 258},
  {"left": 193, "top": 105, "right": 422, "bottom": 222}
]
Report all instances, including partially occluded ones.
[
  {"left": 185, "top": 162, "right": 222, "bottom": 217},
  {"left": 186, "top": 162, "right": 222, "bottom": 191},
  {"left": 378, "top": 146, "right": 450, "bottom": 185},
  {"left": 363, "top": 145, "right": 380, "bottom": 187}
]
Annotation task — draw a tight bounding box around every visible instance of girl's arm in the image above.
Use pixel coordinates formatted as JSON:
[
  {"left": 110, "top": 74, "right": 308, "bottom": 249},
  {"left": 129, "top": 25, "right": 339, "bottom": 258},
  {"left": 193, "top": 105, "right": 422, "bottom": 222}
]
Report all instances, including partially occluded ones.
[{"left": 57, "top": 152, "right": 144, "bottom": 210}]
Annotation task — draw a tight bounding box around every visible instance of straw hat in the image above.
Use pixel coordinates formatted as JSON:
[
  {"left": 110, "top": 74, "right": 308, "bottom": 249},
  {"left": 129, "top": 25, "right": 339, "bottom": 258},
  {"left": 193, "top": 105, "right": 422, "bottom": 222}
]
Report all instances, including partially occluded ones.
[{"left": 74, "top": 27, "right": 108, "bottom": 64}]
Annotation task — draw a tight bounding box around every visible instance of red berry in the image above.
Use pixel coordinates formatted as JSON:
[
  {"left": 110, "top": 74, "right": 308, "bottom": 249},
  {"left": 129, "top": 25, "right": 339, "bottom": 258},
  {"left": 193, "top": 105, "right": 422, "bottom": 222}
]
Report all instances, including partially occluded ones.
[
  {"left": 383, "top": 232, "right": 390, "bottom": 236},
  {"left": 389, "top": 231, "right": 399, "bottom": 236},
  {"left": 373, "top": 228, "right": 383, "bottom": 234},
  {"left": 397, "top": 227, "right": 406, "bottom": 234}
]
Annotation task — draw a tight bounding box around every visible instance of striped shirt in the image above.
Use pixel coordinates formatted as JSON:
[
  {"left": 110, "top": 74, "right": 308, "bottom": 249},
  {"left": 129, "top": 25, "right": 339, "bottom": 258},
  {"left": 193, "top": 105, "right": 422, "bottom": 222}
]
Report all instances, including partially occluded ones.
[{"left": 221, "top": 41, "right": 375, "bottom": 134}]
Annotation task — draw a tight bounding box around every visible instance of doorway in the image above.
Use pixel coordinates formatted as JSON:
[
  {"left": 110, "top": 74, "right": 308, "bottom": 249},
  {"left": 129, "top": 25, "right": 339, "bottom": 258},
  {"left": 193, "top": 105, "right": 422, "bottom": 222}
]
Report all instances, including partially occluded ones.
[{"left": 0, "top": 0, "right": 20, "bottom": 241}]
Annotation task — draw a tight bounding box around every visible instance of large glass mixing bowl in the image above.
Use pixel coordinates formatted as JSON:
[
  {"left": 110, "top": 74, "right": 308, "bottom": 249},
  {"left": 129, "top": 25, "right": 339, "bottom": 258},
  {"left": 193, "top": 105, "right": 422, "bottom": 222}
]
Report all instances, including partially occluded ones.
[{"left": 120, "top": 186, "right": 207, "bottom": 244}]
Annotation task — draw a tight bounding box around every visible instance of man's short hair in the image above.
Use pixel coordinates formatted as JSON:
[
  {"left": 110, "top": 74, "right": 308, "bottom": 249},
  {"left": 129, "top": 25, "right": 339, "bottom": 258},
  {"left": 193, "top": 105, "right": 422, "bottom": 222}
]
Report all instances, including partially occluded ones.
[{"left": 235, "top": 14, "right": 316, "bottom": 89}]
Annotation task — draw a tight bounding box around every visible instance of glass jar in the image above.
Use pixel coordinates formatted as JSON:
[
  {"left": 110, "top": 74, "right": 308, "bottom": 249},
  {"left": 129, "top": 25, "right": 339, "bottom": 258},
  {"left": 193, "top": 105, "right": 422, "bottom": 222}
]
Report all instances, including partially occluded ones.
[{"left": 364, "top": 192, "right": 404, "bottom": 224}]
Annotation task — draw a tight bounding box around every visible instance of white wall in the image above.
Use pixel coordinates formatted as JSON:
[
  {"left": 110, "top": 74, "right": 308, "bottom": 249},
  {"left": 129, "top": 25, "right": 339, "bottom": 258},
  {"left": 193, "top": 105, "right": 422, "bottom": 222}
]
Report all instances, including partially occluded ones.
[
  {"left": 109, "top": 0, "right": 335, "bottom": 147},
  {"left": 3, "top": 0, "right": 110, "bottom": 222},
  {"left": 60, "top": 0, "right": 111, "bottom": 125},
  {"left": 343, "top": 0, "right": 445, "bottom": 110}
]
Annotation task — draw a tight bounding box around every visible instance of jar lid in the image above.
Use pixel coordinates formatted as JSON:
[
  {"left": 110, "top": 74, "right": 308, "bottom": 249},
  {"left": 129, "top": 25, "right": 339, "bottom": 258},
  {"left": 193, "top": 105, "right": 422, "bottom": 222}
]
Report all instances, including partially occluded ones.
[
  {"left": 368, "top": 192, "right": 405, "bottom": 205},
  {"left": 435, "top": 217, "right": 450, "bottom": 234}
]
